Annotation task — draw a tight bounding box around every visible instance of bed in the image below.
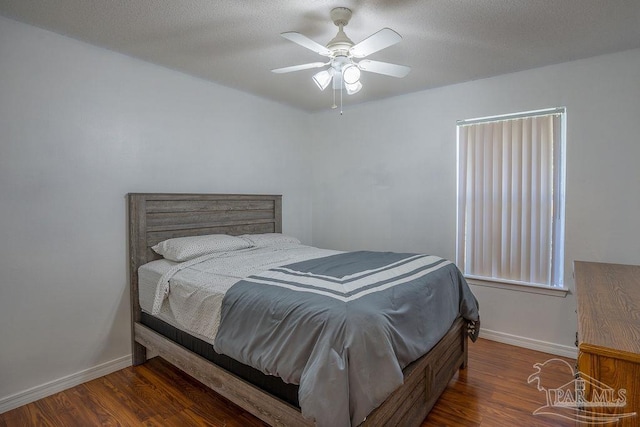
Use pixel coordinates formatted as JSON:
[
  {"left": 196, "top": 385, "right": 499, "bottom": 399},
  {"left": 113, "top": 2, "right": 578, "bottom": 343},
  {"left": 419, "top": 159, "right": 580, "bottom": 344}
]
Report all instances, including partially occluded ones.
[{"left": 128, "top": 193, "right": 479, "bottom": 427}]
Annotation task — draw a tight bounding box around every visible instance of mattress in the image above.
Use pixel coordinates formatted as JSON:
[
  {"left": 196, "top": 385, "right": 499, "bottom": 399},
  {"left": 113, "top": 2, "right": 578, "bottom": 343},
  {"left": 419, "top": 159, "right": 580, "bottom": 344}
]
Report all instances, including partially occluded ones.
[{"left": 139, "top": 244, "right": 341, "bottom": 343}]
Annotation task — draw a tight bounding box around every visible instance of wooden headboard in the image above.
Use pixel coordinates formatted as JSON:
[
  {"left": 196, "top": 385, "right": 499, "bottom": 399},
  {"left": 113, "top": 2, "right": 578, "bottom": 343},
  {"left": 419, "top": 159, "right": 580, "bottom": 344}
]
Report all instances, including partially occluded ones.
[{"left": 127, "top": 193, "right": 282, "bottom": 363}]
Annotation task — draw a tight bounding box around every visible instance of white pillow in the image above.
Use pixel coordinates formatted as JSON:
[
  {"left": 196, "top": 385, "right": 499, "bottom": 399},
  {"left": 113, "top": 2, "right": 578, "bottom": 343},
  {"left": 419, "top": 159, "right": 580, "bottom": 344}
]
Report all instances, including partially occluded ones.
[
  {"left": 240, "top": 233, "right": 301, "bottom": 248},
  {"left": 152, "top": 234, "right": 252, "bottom": 262}
]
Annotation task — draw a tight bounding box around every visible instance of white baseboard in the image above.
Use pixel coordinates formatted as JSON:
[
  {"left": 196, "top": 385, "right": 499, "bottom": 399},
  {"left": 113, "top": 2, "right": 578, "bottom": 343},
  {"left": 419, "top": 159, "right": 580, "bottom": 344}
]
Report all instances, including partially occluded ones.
[
  {"left": 0, "top": 354, "right": 132, "bottom": 414},
  {"left": 480, "top": 329, "right": 578, "bottom": 359}
]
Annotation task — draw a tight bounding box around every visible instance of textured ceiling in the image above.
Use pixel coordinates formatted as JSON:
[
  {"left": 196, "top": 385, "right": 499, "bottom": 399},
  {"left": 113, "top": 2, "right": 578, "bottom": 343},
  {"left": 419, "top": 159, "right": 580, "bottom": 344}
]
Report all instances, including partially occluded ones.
[{"left": 1, "top": 0, "right": 640, "bottom": 112}]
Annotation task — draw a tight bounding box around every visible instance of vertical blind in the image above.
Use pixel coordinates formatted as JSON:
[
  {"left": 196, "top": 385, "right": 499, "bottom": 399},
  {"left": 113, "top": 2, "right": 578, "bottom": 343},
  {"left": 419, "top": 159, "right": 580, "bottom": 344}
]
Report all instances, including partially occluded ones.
[{"left": 457, "top": 113, "right": 561, "bottom": 286}]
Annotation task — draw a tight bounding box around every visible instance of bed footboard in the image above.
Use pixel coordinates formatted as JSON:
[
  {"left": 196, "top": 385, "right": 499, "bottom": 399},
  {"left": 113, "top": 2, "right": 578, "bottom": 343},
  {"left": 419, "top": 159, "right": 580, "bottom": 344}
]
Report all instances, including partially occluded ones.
[{"left": 361, "top": 317, "right": 466, "bottom": 426}]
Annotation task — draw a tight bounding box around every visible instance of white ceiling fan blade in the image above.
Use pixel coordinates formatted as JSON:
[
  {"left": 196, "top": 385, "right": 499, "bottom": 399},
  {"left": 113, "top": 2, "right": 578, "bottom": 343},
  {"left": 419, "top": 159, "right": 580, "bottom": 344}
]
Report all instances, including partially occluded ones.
[
  {"left": 358, "top": 60, "right": 411, "bottom": 78},
  {"left": 281, "top": 32, "right": 332, "bottom": 56},
  {"left": 349, "top": 28, "right": 402, "bottom": 58},
  {"left": 271, "top": 62, "right": 328, "bottom": 74}
]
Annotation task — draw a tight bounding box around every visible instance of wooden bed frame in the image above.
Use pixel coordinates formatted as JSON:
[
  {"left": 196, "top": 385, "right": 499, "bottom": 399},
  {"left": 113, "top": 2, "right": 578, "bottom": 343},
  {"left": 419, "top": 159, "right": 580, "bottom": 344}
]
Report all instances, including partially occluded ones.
[{"left": 128, "top": 193, "right": 469, "bottom": 426}]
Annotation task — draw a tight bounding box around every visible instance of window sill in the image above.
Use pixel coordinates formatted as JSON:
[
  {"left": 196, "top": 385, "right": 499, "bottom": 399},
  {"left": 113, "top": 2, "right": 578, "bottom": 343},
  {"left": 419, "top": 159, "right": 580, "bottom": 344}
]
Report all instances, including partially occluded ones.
[{"left": 465, "top": 277, "right": 570, "bottom": 297}]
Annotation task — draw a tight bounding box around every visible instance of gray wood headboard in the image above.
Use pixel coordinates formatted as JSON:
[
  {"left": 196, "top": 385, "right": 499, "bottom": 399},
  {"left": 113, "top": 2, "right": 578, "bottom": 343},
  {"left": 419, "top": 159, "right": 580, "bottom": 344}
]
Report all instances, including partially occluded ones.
[{"left": 127, "top": 193, "right": 282, "bottom": 363}]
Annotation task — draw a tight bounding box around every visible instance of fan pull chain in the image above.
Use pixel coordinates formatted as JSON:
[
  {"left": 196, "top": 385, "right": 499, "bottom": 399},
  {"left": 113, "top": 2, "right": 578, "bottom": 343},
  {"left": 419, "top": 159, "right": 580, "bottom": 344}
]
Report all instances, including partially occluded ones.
[
  {"left": 332, "top": 86, "right": 337, "bottom": 110},
  {"left": 340, "top": 82, "right": 343, "bottom": 115}
]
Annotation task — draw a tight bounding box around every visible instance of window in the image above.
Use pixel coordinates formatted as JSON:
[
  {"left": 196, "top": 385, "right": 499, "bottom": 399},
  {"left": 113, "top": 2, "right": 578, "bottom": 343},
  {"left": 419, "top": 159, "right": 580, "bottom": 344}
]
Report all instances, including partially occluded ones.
[{"left": 456, "top": 108, "right": 566, "bottom": 289}]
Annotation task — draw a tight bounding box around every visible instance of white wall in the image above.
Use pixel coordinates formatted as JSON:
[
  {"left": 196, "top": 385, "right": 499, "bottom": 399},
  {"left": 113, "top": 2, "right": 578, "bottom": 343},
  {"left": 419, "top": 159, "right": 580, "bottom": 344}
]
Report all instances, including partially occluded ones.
[
  {"left": 0, "top": 15, "right": 312, "bottom": 407},
  {"left": 310, "top": 48, "right": 640, "bottom": 355}
]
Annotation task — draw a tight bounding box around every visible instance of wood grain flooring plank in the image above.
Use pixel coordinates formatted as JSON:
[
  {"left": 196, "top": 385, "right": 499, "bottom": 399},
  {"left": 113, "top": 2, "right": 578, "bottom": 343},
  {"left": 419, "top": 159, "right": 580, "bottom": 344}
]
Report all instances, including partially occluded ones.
[
  {"left": 34, "top": 391, "right": 87, "bottom": 427},
  {"left": 82, "top": 378, "right": 148, "bottom": 426},
  {"left": 6, "top": 404, "right": 58, "bottom": 427},
  {"left": 66, "top": 384, "right": 126, "bottom": 427},
  {"left": 107, "top": 366, "right": 178, "bottom": 422}
]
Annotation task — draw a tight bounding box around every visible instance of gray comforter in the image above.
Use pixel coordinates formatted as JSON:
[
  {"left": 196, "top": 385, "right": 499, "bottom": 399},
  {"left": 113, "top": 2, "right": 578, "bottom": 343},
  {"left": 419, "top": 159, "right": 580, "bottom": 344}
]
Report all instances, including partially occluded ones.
[{"left": 213, "top": 251, "right": 479, "bottom": 427}]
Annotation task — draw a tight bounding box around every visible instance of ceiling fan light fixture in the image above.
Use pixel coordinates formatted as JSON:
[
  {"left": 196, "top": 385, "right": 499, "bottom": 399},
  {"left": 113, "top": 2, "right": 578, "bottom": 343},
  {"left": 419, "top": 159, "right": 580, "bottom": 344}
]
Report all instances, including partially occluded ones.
[
  {"left": 345, "top": 80, "right": 362, "bottom": 95},
  {"left": 313, "top": 69, "right": 333, "bottom": 91},
  {"left": 275, "top": 7, "right": 410, "bottom": 110},
  {"left": 342, "top": 63, "right": 361, "bottom": 85}
]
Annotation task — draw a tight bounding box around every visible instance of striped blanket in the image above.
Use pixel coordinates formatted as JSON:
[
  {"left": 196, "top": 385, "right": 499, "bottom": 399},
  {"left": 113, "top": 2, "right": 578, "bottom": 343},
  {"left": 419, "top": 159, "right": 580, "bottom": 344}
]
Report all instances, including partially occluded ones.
[{"left": 213, "top": 251, "right": 479, "bottom": 427}]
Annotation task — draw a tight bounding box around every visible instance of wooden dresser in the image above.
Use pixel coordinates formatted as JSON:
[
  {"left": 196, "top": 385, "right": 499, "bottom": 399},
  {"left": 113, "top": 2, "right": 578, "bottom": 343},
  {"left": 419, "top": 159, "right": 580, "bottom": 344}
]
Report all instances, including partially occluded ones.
[{"left": 574, "top": 261, "right": 640, "bottom": 426}]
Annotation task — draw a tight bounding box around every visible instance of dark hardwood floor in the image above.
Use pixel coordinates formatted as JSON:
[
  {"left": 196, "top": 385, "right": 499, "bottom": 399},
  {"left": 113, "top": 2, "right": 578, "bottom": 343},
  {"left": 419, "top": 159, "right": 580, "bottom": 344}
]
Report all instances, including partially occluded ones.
[{"left": 0, "top": 339, "right": 576, "bottom": 426}]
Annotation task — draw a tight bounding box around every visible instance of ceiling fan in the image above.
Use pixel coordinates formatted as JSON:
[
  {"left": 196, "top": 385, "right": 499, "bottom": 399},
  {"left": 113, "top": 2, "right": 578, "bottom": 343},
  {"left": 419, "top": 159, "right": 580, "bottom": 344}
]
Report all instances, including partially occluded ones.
[{"left": 272, "top": 7, "right": 410, "bottom": 104}]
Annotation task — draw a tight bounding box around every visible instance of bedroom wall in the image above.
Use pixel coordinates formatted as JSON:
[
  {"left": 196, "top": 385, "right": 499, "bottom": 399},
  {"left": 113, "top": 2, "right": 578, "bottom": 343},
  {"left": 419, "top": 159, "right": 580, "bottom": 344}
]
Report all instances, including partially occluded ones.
[
  {"left": 309, "top": 48, "right": 640, "bottom": 356},
  {"left": 0, "top": 16, "right": 312, "bottom": 409}
]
